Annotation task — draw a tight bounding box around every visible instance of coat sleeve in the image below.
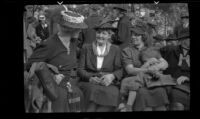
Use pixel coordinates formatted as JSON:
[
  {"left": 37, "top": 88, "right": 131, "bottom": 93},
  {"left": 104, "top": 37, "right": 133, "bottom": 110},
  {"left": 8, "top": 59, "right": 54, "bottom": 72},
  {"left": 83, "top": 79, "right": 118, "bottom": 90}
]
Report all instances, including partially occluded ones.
[
  {"left": 112, "top": 47, "right": 123, "bottom": 81},
  {"left": 121, "top": 48, "right": 133, "bottom": 68},
  {"left": 77, "top": 45, "right": 96, "bottom": 82},
  {"left": 25, "top": 41, "right": 52, "bottom": 71}
]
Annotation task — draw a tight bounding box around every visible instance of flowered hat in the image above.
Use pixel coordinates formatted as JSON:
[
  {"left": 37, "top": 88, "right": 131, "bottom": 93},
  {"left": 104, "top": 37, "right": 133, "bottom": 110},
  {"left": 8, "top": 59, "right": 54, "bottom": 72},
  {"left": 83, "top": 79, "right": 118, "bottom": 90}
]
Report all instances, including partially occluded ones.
[{"left": 48, "top": 5, "right": 88, "bottom": 29}]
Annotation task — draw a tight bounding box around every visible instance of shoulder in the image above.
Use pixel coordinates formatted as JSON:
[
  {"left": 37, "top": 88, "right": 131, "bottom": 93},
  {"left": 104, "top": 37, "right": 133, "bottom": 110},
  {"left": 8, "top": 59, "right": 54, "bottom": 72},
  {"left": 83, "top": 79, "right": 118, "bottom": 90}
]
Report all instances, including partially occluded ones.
[{"left": 111, "top": 44, "right": 120, "bottom": 50}]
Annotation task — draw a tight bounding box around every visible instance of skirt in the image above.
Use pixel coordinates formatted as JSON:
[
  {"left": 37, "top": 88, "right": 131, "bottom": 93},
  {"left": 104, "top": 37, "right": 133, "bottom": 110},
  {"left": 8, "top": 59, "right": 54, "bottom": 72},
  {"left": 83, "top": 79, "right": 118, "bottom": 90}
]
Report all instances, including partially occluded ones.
[
  {"left": 169, "top": 83, "right": 190, "bottom": 110},
  {"left": 133, "top": 87, "right": 169, "bottom": 111},
  {"left": 51, "top": 78, "right": 84, "bottom": 112},
  {"left": 79, "top": 82, "right": 120, "bottom": 107}
]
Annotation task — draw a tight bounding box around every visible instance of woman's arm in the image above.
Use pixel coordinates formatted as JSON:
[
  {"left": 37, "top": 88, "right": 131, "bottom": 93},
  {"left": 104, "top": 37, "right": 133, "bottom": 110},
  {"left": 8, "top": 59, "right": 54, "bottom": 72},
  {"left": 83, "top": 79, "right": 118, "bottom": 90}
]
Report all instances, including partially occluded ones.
[
  {"left": 125, "top": 64, "right": 148, "bottom": 76},
  {"left": 77, "top": 45, "right": 96, "bottom": 82},
  {"left": 122, "top": 48, "right": 148, "bottom": 76},
  {"left": 25, "top": 41, "right": 52, "bottom": 72}
]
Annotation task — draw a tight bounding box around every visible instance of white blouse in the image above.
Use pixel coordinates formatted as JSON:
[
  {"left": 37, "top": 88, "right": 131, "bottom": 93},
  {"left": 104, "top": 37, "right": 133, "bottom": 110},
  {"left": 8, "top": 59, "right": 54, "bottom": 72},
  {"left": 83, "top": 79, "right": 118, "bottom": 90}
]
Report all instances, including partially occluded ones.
[{"left": 96, "top": 45, "right": 106, "bottom": 69}]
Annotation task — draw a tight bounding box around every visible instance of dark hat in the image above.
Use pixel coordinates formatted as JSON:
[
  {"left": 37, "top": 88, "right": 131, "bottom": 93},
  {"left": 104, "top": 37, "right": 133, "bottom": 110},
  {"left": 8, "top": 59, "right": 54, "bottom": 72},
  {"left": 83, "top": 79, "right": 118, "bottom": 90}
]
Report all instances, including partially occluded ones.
[
  {"left": 145, "top": 17, "right": 157, "bottom": 29},
  {"left": 153, "top": 35, "right": 164, "bottom": 41},
  {"left": 113, "top": 4, "right": 127, "bottom": 12},
  {"left": 50, "top": 6, "right": 88, "bottom": 29},
  {"left": 177, "top": 28, "right": 190, "bottom": 40},
  {"left": 134, "top": 20, "right": 148, "bottom": 33},
  {"left": 94, "top": 18, "right": 117, "bottom": 31},
  {"left": 165, "top": 34, "right": 177, "bottom": 41},
  {"left": 130, "top": 26, "right": 145, "bottom": 35}
]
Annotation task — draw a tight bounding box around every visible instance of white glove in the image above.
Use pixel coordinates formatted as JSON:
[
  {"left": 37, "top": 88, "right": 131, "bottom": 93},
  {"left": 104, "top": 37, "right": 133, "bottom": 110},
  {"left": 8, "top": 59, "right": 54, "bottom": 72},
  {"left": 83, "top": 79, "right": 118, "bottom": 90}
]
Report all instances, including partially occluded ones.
[
  {"left": 54, "top": 74, "right": 65, "bottom": 85},
  {"left": 177, "top": 76, "right": 189, "bottom": 85}
]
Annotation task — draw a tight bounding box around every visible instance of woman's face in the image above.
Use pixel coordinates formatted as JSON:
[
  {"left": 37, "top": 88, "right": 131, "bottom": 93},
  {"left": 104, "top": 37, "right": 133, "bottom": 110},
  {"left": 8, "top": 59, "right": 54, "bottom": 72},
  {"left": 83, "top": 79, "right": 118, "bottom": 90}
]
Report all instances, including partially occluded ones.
[
  {"left": 96, "top": 30, "right": 111, "bottom": 45},
  {"left": 131, "top": 33, "right": 144, "bottom": 47}
]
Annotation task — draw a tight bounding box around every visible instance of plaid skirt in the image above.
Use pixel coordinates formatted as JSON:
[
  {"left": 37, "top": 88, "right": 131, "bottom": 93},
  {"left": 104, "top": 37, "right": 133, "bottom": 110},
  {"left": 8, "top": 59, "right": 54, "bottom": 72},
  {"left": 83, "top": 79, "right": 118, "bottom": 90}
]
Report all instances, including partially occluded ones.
[{"left": 79, "top": 82, "right": 120, "bottom": 107}]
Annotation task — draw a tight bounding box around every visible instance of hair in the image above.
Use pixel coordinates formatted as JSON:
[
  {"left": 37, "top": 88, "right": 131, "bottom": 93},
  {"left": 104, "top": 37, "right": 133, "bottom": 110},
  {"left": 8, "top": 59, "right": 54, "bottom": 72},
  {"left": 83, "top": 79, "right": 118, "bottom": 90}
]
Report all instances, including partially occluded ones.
[{"left": 131, "top": 31, "right": 149, "bottom": 46}]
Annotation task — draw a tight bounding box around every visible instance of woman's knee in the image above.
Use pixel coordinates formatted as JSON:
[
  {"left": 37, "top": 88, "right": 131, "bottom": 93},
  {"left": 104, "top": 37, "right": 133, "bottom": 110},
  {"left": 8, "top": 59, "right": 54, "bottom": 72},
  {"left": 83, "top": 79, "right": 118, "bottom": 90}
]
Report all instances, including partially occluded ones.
[{"left": 170, "top": 102, "right": 185, "bottom": 111}]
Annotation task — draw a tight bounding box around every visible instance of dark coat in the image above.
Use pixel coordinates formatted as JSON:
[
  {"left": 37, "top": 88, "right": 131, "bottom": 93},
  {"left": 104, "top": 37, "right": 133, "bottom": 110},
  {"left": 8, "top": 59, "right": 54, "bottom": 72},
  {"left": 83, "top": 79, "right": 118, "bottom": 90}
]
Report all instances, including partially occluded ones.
[
  {"left": 160, "top": 45, "right": 190, "bottom": 79},
  {"left": 35, "top": 23, "right": 50, "bottom": 41},
  {"left": 81, "top": 14, "right": 103, "bottom": 45},
  {"left": 116, "top": 15, "right": 132, "bottom": 49},
  {"left": 78, "top": 43, "right": 123, "bottom": 83},
  {"left": 26, "top": 34, "right": 78, "bottom": 76},
  {"left": 26, "top": 34, "right": 84, "bottom": 112}
]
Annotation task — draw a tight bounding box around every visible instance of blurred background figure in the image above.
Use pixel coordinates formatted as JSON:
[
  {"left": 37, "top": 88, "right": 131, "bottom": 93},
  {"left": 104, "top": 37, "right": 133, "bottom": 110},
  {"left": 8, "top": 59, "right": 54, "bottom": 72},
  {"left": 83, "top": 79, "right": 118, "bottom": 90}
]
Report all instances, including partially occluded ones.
[
  {"left": 112, "top": 4, "right": 132, "bottom": 49},
  {"left": 35, "top": 12, "right": 50, "bottom": 43},
  {"left": 174, "top": 13, "right": 189, "bottom": 40}
]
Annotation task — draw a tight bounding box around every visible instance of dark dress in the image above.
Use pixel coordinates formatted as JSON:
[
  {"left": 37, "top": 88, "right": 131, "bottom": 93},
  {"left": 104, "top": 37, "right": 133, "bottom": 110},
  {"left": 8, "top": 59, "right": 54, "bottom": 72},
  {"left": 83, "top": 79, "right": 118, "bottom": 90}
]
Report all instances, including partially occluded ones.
[
  {"left": 26, "top": 34, "right": 84, "bottom": 112},
  {"left": 116, "top": 15, "right": 132, "bottom": 49},
  {"left": 35, "top": 23, "right": 50, "bottom": 41},
  {"left": 160, "top": 45, "right": 190, "bottom": 109},
  {"left": 78, "top": 44, "right": 123, "bottom": 107},
  {"left": 121, "top": 45, "right": 170, "bottom": 111}
]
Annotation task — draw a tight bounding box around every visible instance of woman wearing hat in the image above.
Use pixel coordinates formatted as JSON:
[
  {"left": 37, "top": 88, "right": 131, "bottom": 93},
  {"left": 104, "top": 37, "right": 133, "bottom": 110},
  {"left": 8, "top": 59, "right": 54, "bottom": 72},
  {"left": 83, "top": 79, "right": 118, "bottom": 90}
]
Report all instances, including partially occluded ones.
[
  {"left": 160, "top": 28, "right": 190, "bottom": 110},
  {"left": 78, "top": 21, "right": 123, "bottom": 112},
  {"left": 120, "top": 25, "right": 173, "bottom": 111},
  {"left": 25, "top": 7, "right": 88, "bottom": 112}
]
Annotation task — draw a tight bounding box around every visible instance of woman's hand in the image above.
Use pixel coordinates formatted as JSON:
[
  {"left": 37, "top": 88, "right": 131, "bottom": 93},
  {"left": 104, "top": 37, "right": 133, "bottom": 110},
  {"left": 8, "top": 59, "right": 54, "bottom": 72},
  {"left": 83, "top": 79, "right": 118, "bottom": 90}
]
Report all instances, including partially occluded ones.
[
  {"left": 28, "top": 62, "right": 38, "bottom": 80},
  {"left": 177, "top": 76, "right": 189, "bottom": 85},
  {"left": 54, "top": 74, "right": 65, "bottom": 85},
  {"left": 89, "top": 76, "right": 101, "bottom": 85},
  {"left": 100, "top": 74, "right": 115, "bottom": 86}
]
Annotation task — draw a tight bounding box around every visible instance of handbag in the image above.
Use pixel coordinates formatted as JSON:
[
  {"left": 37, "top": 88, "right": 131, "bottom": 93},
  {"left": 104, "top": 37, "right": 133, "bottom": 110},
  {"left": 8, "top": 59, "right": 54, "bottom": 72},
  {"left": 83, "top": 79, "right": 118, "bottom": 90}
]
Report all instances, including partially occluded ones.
[{"left": 35, "top": 62, "right": 58, "bottom": 101}]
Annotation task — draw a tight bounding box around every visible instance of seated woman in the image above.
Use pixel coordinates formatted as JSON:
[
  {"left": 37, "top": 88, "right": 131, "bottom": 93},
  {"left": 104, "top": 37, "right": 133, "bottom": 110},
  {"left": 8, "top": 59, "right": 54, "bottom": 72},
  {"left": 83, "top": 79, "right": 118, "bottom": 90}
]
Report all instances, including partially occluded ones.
[
  {"left": 78, "top": 20, "right": 123, "bottom": 112},
  {"left": 120, "top": 26, "right": 174, "bottom": 111},
  {"left": 25, "top": 6, "right": 88, "bottom": 112}
]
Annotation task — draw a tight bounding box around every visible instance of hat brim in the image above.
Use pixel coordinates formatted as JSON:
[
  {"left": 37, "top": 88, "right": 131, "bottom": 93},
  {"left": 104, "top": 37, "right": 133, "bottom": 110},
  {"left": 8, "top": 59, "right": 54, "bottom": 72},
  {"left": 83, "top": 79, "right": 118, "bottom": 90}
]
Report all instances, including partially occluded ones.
[
  {"left": 177, "top": 36, "right": 190, "bottom": 41},
  {"left": 181, "top": 16, "right": 189, "bottom": 19},
  {"left": 113, "top": 7, "right": 127, "bottom": 12},
  {"left": 94, "top": 27, "right": 117, "bottom": 31},
  {"left": 130, "top": 28, "right": 144, "bottom": 35}
]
